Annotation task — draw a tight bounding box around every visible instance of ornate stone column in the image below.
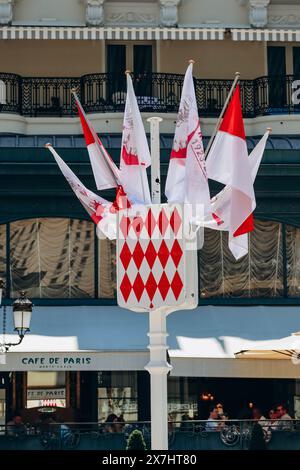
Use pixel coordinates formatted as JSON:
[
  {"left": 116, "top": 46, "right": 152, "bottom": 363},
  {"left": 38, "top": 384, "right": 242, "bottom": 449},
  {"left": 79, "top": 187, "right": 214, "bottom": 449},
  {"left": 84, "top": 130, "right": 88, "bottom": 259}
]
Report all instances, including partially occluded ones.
[
  {"left": 0, "top": 0, "right": 14, "bottom": 25},
  {"left": 249, "top": 0, "right": 270, "bottom": 28},
  {"left": 159, "top": 0, "right": 181, "bottom": 27},
  {"left": 85, "top": 0, "right": 105, "bottom": 26}
]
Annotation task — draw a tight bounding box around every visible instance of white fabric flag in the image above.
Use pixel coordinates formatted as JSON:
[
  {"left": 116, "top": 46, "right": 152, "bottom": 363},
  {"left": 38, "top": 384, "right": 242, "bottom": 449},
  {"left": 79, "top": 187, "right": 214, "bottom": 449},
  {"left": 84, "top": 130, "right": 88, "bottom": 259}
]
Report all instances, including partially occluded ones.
[
  {"left": 119, "top": 73, "right": 151, "bottom": 205},
  {"left": 74, "top": 92, "right": 120, "bottom": 190},
  {"left": 205, "top": 130, "right": 270, "bottom": 231},
  {"left": 46, "top": 145, "right": 117, "bottom": 239},
  {"left": 165, "top": 62, "right": 211, "bottom": 216},
  {"left": 206, "top": 85, "right": 256, "bottom": 259}
]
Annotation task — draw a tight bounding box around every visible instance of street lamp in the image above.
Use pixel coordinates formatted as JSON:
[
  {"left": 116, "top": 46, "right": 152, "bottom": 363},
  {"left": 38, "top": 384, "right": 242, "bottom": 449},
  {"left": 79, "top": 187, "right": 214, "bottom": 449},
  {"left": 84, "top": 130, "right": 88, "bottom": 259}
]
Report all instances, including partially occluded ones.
[{"left": 0, "top": 279, "right": 33, "bottom": 350}]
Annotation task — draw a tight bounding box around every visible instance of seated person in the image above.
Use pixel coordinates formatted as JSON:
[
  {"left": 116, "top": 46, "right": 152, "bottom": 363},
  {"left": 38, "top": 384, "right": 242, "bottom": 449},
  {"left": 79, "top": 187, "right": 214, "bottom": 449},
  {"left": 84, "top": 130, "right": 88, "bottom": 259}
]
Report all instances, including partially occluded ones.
[
  {"left": 252, "top": 407, "right": 271, "bottom": 443},
  {"left": 276, "top": 404, "right": 293, "bottom": 431},
  {"left": 205, "top": 406, "right": 224, "bottom": 432},
  {"left": 6, "top": 413, "right": 26, "bottom": 437},
  {"left": 104, "top": 413, "right": 119, "bottom": 433}
]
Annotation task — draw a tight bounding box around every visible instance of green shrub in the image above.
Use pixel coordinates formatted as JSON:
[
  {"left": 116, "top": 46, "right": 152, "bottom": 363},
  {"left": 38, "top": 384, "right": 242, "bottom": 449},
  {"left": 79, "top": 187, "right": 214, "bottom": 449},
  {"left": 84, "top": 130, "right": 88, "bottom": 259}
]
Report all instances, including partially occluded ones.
[{"left": 126, "top": 429, "right": 147, "bottom": 450}]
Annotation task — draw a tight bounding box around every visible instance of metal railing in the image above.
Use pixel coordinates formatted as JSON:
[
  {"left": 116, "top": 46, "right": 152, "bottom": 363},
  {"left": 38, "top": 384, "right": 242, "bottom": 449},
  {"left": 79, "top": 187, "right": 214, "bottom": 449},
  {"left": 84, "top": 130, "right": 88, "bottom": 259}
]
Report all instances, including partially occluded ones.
[
  {"left": 0, "top": 419, "right": 300, "bottom": 450},
  {"left": 0, "top": 72, "right": 299, "bottom": 118}
]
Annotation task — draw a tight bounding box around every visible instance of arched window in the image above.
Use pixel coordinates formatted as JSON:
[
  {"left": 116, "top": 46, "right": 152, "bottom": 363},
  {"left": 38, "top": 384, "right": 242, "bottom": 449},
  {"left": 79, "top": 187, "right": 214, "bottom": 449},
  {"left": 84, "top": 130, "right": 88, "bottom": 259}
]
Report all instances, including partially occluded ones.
[
  {"left": 0, "top": 218, "right": 116, "bottom": 299},
  {"left": 199, "top": 219, "right": 284, "bottom": 298},
  {"left": 286, "top": 224, "right": 300, "bottom": 297}
]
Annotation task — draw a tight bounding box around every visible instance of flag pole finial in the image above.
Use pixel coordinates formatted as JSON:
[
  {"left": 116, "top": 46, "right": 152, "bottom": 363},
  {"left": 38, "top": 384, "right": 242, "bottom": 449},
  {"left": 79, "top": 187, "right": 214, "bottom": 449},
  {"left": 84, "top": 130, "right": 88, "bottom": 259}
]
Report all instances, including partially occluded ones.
[
  {"left": 125, "top": 69, "right": 131, "bottom": 75},
  {"left": 235, "top": 72, "right": 240, "bottom": 78},
  {"left": 71, "top": 88, "right": 77, "bottom": 94},
  {"left": 188, "top": 59, "right": 195, "bottom": 64},
  {"left": 267, "top": 127, "right": 272, "bottom": 133},
  {"left": 45, "top": 143, "right": 52, "bottom": 148}
]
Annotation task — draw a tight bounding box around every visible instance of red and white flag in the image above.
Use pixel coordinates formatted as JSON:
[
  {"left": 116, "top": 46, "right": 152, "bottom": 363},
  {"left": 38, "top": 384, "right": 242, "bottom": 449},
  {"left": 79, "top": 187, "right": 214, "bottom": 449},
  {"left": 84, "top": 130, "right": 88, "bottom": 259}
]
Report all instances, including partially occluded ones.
[
  {"left": 206, "top": 85, "right": 255, "bottom": 259},
  {"left": 165, "top": 62, "right": 211, "bottom": 215},
  {"left": 120, "top": 73, "right": 151, "bottom": 205},
  {"left": 46, "top": 144, "right": 118, "bottom": 239},
  {"left": 204, "top": 130, "right": 270, "bottom": 258},
  {"left": 73, "top": 92, "right": 120, "bottom": 190}
]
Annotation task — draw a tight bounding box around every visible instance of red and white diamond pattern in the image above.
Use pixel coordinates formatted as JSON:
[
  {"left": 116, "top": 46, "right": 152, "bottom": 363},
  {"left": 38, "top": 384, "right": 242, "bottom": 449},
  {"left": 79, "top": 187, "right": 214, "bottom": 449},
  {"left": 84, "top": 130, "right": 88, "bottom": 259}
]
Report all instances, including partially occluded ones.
[{"left": 117, "top": 204, "right": 186, "bottom": 311}]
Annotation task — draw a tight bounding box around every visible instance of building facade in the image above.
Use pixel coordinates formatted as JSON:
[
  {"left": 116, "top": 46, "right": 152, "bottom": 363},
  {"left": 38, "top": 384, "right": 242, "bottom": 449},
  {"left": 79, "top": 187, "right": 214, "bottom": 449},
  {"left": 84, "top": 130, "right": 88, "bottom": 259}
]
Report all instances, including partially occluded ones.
[{"left": 1, "top": 0, "right": 300, "bottom": 448}]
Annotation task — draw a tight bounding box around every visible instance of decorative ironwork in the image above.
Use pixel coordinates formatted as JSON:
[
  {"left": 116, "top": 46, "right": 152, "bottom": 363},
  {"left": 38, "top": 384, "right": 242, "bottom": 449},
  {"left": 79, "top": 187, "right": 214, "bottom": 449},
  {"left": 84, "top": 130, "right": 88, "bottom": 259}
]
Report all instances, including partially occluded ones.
[
  {"left": 0, "top": 72, "right": 21, "bottom": 114},
  {"left": 220, "top": 424, "right": 247, "bottom": 446},
  {"left": 0, "top": 72, "right": 299, "bottom": 117},
  {"left": 0, "top": 281, "right": 33, "bottom": 351},
  {"left": 0, "top": 420, "right": 299, "bottom": 450},
  {"left": 21, "top": 77, "right": 81, "bottom": 116}
]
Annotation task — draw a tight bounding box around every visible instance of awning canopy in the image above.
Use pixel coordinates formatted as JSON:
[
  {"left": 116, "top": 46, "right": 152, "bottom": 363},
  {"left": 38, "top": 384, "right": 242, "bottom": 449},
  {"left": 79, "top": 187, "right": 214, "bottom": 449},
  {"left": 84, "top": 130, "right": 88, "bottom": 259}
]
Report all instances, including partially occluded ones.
[
  {"left": 1, "top": 305, "right": 300, "bottom": 377},
  {"left": 232, "top": 28, "right": 300, "bottom": 42},
  {"left": 0, "top": 26, "right": 224, "bottom": 41},
  {"left": 0, "top": 26, "right": 298, "bottom": 42}
]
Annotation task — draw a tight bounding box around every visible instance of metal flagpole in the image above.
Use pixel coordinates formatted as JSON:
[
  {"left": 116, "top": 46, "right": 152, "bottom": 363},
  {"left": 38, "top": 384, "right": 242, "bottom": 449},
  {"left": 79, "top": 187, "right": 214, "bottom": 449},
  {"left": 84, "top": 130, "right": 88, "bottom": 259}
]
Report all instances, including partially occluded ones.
[
  {"left": 204, "top": 71, "right": 240, "bottom": 159},
  {"left": 144, "top": 116, "right": 172, "bottom": 450},
  {"left": 145, "top": 308, "right": 172, "bottom": 450},
  {"left": 147, "top": 117, "right": 163, "bottom": 204}
]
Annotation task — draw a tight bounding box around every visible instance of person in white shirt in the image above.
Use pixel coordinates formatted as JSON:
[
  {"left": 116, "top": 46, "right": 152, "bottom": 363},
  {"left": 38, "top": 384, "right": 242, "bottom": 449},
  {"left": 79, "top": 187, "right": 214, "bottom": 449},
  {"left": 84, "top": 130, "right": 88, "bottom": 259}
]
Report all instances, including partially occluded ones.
[
  {"left": 267, "top": 408, "right": 280, "bottom": 431},
  {"left": 276, "top": 404, "right": 293, "bottom": 431},
  {"left": 205, "top": 406, "right": 224, "bottom": 432}
]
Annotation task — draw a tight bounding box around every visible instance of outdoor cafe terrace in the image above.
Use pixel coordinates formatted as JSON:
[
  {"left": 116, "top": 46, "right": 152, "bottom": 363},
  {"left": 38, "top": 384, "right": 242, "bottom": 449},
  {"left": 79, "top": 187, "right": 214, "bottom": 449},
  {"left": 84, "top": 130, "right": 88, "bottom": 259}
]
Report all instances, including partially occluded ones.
[{"left": 1, "top": 419, "right": 300, "bottom": 451}]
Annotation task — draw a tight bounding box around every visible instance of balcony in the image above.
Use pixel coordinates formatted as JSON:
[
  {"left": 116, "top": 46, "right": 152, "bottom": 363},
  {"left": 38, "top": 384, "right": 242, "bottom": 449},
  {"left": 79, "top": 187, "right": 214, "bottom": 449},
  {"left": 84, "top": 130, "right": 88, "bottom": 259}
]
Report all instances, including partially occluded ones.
[{"left": 0, "top": 72, "right": 300, "bottom": 118}]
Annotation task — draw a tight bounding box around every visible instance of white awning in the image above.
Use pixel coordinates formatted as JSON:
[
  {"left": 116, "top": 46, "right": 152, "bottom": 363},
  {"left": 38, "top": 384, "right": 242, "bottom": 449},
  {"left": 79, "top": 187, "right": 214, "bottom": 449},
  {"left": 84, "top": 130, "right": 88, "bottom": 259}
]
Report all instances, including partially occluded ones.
[
  {"left": 1, "top": 304, "right": 300, "bottom": 377},
  {"left": 232, "top": 28, "right": 300, "bottom": 42},
  {"left": 0, "top": 26, "right": 224, "bottom": 41},
  {"left": 235, "top": 333, "right": 300, "bottom": 360},
  {"left": 1, "top": 26, "right": 299, "bottom": 42}
]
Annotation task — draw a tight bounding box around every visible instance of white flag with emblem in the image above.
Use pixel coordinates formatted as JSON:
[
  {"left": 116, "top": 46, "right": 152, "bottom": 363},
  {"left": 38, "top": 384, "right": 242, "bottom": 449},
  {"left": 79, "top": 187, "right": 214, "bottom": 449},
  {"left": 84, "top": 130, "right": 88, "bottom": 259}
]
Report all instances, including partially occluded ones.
[
  {"left": 204, "top": 130, "right": 270, "bottom": 258},
  {"left": 46, "top": 144, "right": 117, "bottom": 239},
  {"left": 165, "top": 62, "right": 211, "bottom": 216},
  {"left": 120, "top": 73, "right": 151, "bottom": 205},
  {"left": 73, "top": 91, "right": 120, "bottom": 190}
]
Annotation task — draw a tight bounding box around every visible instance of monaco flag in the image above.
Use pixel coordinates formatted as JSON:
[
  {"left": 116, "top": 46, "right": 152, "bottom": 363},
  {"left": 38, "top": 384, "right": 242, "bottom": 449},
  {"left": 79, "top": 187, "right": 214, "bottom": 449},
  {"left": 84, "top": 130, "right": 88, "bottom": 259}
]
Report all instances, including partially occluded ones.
[
  {"left": 208, "top": 130, "right": 270, "bottom": 229},
  {"left": 204, "top": 130, "right": 270, "bottom": 257},
  {"left": 206, "top": 85, "right": 255, "bottom": 259},
  {"left": 73, "top": 91, "right": 120, "bottom": 190},
  {"left": 165, "top": 62, "right": 211, "bottom": 214},
  {"left": 46, "top": 144, "right": 118, "bottom": 239},
  {"left": 120, "top": 72, "right": 151, "bottom": 205}
]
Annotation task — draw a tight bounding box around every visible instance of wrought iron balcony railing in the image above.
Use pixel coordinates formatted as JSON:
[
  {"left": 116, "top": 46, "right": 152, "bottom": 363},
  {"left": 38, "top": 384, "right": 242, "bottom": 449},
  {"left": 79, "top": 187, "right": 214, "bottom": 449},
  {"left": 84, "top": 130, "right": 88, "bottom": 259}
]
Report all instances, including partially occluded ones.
[
  {"left": 0, "top": 420, "right": 300, "bottom": 450},
  {"left": 0, "top": 72, "right": 299, "bottom": 118}
]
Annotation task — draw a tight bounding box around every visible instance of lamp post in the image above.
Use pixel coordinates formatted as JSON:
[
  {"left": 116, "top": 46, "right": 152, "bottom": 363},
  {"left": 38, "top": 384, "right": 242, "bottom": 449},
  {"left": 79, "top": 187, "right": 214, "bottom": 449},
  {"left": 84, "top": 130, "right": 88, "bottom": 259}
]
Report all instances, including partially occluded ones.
[{"left": 0, "top": 279, "right": 33, "bottom": 351}]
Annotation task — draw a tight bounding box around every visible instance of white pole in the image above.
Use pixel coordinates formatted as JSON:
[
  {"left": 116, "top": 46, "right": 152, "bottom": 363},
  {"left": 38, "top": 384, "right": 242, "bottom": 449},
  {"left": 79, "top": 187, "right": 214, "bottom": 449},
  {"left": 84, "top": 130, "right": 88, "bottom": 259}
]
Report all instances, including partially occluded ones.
[
  {"left": 145, "top": 308, "right": 172, "bottom": 450},
  {"left": 147, "top": 117, "right": 163, "bottom": 204},
  {"left": 145, "top": 116, "right": 171, "bottom": 449}
]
